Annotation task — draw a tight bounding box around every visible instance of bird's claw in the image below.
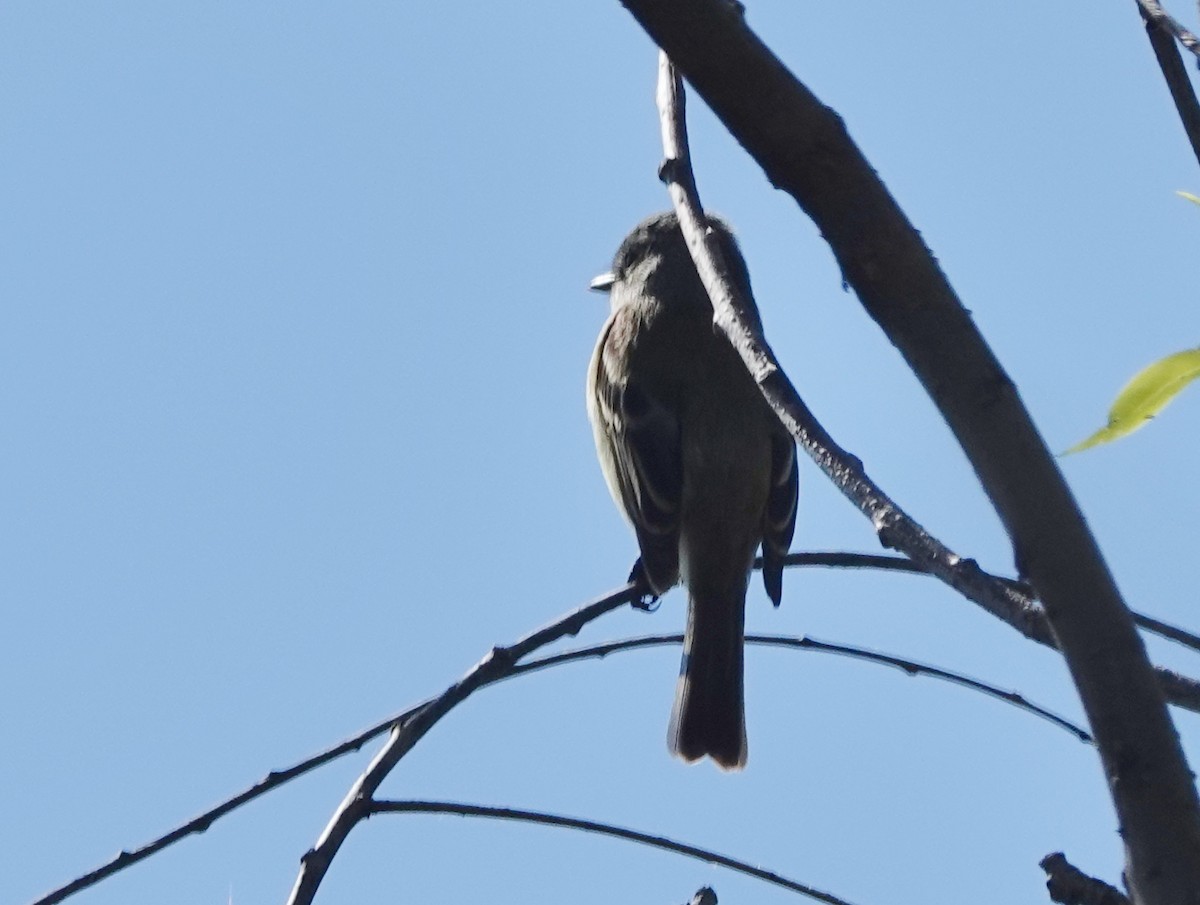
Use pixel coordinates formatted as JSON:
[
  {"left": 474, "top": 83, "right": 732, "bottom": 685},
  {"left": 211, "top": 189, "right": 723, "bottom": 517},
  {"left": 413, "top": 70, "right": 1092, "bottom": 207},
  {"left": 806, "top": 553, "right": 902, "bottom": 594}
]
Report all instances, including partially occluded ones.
[{"left": 628, "top": 558, "right": 662, "bottom": 612}]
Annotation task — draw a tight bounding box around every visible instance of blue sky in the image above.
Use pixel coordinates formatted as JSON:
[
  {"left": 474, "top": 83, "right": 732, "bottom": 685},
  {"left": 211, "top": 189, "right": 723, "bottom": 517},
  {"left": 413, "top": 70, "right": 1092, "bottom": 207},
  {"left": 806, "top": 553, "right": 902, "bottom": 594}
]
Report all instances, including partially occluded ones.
[{"left": 4, "top": 2, "right": 1200, "bottom": 904}]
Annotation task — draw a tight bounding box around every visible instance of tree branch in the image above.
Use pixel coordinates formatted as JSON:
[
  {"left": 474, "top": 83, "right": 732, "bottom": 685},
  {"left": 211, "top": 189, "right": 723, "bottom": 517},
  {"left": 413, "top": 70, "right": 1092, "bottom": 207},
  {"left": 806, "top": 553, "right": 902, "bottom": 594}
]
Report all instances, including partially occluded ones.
[
  {"left": 26, "top": 706, "right": 418, "bottom": 905},
  {"left": 1136, "top": 0, "right": 1200, "bottom": 58},
  {"left": 284, "top": 584, "right": 636, "bottom": 905},
  {"left": 777, "top": 549, "right": 1200, "bottom": 657},
  {"left": 370, "top": 799, "right": 863, "bottom": 905},
  {"left": 627, "top": 6, "right": 1200, "bottom": 899},
  {"left": 1131, "top": 610, "right": 1200, "bottom": 655},
  {"left": 517, "top": 633, "right": 1093, "bottom": 742},
  {"left": 20, "top": 608, "right": 1101, "bottom": 905},
  {"left": 29, "top": 551, "right": 1200, "bottom": 905},
  {"left": 1137, "top": 0, "right": 1200, "bottom": 168},
  {"left": 776, "top": 552, "right": 1200, "bottom": 657}
]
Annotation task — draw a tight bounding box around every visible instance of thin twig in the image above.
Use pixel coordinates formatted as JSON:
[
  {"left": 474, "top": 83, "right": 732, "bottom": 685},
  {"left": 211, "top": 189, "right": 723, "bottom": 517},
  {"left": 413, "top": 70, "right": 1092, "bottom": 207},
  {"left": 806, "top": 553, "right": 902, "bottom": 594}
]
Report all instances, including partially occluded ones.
[
  {"left": 515, "top": 633, "right": 1092, "bottom": 742},
  {"left": 1133, "top": 610, "right": 1200, "bottom": 654},
  {"left": 370, "top": 799, "right": 864, "bottom": 905},
  {"left": 655, "top": 53, "right": 1056, "bottom": 652},
  {"left": 773, "top": 550, "right": 934, "bottom": 577},
  {"left": 782, "top": 551, "right": 1200, "bottom": 655},
  {"left": 1137, "top": 0, "right": 1200, "bottom": 167},
  {"left": 26, "top": 706, "right": 422, "bottom": 905},
  {"left": 27, "top": 583, "right": 638, "bottom": 905}
]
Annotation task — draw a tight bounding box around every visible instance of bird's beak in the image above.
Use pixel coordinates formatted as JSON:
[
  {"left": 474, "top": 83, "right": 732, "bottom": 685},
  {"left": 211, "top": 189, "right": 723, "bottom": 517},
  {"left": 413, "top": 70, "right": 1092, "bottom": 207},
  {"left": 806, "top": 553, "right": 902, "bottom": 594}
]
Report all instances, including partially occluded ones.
[{"left": 589, "top": 271, "right": 616, "bottom": 293}]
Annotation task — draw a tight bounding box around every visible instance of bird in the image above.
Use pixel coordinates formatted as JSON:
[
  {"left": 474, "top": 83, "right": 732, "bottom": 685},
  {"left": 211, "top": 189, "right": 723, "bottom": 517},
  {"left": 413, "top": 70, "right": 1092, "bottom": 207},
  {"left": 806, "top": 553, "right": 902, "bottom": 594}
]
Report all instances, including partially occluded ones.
[{"left": 587, "top": 211, "right": 798, "bottom": 769}]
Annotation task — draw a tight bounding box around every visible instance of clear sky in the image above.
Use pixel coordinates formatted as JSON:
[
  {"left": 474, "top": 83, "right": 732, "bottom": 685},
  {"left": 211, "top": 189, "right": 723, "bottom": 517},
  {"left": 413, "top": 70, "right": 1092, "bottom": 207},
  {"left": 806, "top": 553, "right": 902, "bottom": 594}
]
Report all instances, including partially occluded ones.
[{"left": 4, "top": 3, "right": 1200, "bottom": 905}]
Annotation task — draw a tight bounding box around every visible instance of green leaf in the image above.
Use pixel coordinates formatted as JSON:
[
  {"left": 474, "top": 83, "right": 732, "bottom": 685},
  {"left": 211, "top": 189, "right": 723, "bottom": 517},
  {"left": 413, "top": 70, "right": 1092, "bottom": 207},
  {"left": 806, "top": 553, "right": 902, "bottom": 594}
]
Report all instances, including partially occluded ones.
[
  {"left": 1178, "top": 191, "right": 1200, "bottom": 206},
  {"left": 1064, "top": 347, "right": 1200, "bottom": 454}
]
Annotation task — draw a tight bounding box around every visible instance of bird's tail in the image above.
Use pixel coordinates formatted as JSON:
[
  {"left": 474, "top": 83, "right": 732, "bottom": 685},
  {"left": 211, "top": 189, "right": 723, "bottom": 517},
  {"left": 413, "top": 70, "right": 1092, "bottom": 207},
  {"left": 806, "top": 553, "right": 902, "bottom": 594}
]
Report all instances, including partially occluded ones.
[{"left": 667, "top": 588, "right": 747, "bottom": 770}]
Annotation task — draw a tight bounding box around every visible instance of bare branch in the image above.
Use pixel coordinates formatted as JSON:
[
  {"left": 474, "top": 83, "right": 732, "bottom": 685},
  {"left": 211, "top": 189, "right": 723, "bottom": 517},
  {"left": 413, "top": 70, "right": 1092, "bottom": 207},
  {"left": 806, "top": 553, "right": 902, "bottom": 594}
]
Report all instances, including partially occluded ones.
[
  {"left": 773, "top": 550, "right": 933, "bottom": 576},
  {"left": 1133, "top": 611, "right": 1200, "bottom": 655},
  {"left": 31, "top": 549, "right": 1200, "bottom": 905},
  {"left": 1041, "top": 852, "right": 1130, "bottom": 905},
  {"left": 632, "top": 8, "right": 1200, "bottom": 896},
  {"left": 653, "top": 52, "right": 1064, "bottom": 696},
  {"left": 778, "top": 551, "right": 1200, "bottom": 657},
  {"left": 516, "top": 633, "right": 1093, "bottom": 743},
  {"left": 370, "top": 799, "right": 863, "bottom": 905},
  {"left": 284, "top": 584, "right": 637, "bottom": 905}
]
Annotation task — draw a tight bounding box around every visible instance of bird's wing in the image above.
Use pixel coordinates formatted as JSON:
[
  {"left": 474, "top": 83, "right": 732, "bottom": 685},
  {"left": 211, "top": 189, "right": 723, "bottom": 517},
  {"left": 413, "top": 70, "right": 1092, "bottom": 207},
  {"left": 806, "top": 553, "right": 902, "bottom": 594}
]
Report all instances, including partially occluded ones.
[
  {"left": 761, "top": 426, "right": 799, "bottom": 607},
  {"left": 589, "top": 308, "right": 682, "bottom": 594}
]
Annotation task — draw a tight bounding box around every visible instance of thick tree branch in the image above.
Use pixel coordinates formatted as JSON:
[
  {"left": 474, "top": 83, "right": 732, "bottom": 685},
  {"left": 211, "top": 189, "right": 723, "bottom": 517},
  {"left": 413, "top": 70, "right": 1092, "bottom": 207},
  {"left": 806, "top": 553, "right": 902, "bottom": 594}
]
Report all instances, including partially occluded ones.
[
  {"left": 1136, "top": 0, "right": 1200, "bottom": 57},
  {"left": 623, "top": 4, "right": 1200, "bottom": 900},
  {"left": 1137, "top": 0, "right": 1200, "bottom": 167}
]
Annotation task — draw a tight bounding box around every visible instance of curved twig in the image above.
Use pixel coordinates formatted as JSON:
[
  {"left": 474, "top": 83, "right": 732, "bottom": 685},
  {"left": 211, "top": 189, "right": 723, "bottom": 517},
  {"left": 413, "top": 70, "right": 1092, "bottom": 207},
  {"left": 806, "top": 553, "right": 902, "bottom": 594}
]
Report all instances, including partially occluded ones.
[
  {"left": 1132, "top": 611, "right": 1200, "bottom": 655},
  {"left": 370, "top": 799, "right": 864, "bottom": 905},
  {"left": 779, "top": 552, "right": 1200, "bottom": 656},
  {"left": 516, "top": 633, "right": 1092, "bottom": 742}
]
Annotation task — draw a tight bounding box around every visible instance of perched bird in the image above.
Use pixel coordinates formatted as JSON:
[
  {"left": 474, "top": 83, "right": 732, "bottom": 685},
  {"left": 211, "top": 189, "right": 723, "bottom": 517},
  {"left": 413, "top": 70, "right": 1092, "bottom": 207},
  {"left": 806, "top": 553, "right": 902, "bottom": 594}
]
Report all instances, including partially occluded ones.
[{"left": 587, "top": 211, "right": 798, "bottom": 769}]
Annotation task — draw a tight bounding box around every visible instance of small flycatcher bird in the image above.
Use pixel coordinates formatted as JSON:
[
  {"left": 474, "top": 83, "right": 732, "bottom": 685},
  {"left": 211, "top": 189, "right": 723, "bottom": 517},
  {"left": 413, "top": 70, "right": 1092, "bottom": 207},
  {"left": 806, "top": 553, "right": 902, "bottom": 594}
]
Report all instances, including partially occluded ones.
[{"left": 587, "top": 211, "right": 798, "bottom": 769}]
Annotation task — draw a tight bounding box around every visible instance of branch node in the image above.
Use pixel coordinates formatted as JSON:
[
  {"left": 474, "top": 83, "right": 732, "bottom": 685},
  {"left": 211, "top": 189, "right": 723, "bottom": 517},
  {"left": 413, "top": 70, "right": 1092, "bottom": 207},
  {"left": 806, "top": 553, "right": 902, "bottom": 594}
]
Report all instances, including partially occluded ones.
[
  {"left": 1040, "top": 852, "right": 1129, "bottom": 905},
  {"left": 658, "top": 157, "right": 683, "bottom": 184},
  {"left": 487, "top": 645, "right": 518, "bottom": 671},
  {"left": 875, "top": 525, "right": 901, "bottom": 552}
]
